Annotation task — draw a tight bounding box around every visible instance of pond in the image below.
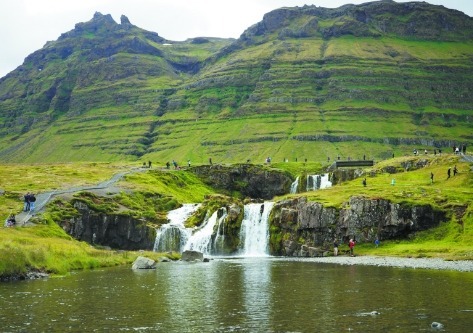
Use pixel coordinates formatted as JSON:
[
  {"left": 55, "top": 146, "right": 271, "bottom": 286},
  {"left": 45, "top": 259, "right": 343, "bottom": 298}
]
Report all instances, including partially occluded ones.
[{"left": 1, "top": 258, "right": 472, "bottom": 332}]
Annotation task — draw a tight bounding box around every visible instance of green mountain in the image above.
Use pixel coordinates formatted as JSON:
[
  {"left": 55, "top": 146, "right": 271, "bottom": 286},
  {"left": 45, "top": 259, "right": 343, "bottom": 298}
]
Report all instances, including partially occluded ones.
[{"left": 1, "top": 0, "right": 472, "bottom": 164}]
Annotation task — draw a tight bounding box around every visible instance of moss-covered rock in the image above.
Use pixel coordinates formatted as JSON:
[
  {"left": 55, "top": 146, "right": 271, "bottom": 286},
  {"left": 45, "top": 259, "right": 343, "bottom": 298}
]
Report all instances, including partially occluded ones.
[{"left": 191, "top": 164, "right": 293, "bottom": 199}]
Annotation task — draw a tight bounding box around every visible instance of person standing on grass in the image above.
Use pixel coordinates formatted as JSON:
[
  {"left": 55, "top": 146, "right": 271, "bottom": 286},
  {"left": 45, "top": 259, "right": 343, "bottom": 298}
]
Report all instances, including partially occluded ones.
[
  {"left": 375, "top": 237, "right": 380, "bottom": 248},
  {"left": 349, "top": 239, "right": 356, "bottom": 257},
  {"left": 447, "top": 167, "right": 451, "bottom": 179},
  {"left": 430, "top": 172, "right": 434, "bottom": 184},
  {"left": 453, "top": 165, "right": 458, "bottom": 176}
]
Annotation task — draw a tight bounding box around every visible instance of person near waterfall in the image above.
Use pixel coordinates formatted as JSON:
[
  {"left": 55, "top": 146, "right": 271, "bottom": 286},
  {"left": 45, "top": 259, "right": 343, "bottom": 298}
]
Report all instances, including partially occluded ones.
[
  {"left": 333, "top": 240, "right": 339, "bottom": 256},
  {"left": 349, "top": 239, "right": 356, "bottom": 257}
]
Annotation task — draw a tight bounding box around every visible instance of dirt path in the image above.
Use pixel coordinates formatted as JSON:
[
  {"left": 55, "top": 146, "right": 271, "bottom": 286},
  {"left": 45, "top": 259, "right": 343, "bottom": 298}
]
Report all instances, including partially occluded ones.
[
  {"left": 461, "top": 153, "right": 473, "bottom": 163},
  {"left": 16, "top": 167, "right": 148, "bottom": 226}
]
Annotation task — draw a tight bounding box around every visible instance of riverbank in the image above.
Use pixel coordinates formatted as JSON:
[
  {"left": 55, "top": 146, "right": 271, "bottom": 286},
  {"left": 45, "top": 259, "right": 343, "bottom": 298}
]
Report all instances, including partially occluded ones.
[{"left": 306, "top": 255, "right": 473, "bottom": 272}]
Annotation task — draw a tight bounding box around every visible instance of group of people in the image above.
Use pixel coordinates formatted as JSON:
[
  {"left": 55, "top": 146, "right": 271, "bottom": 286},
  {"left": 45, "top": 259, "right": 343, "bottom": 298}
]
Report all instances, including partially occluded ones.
[
  {"left": 447, "top": 165, "right": 458, "bottom": 179},
  {"left": 23, "top": 192, "right": 37, "bottom": 212},
  {"left": 453, "top": 145, "right": 467, "bottom": 155}
]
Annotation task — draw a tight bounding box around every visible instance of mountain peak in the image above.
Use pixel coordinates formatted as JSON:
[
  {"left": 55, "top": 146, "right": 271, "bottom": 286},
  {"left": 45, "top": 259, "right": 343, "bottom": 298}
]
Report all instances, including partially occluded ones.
[{"left": 120, "top": 15, "right": 131, "bottom": 25}]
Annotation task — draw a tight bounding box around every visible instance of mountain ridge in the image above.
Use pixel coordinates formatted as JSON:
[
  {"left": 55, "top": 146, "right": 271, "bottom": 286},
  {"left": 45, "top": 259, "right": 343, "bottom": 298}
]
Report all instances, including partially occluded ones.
[{"left": 0, "top": 1, "right": 472, "bottom": 164}]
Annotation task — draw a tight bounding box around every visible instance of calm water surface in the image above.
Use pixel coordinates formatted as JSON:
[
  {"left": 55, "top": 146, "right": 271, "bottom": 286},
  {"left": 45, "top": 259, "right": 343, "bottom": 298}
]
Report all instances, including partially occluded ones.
[{"left": 1, "top": 258, "right": 472, "bottom": 332}]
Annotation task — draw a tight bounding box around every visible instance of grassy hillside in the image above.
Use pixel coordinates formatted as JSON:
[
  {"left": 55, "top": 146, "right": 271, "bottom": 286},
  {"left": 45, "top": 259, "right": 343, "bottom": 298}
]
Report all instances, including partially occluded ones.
[
  {"left": 0, "top": 153, "right": 472, "bottom": 278},
  {"left": 0, "top": 2, "right": 472, "bottom": 165}
]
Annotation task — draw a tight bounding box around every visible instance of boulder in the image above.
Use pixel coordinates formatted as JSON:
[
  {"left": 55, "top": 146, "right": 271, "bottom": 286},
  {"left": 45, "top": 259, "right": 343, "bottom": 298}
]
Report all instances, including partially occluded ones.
[
  {"left": 181, "top": 250, "right": 204, "bottom": 262},
  {"left": 132, "top": 256, "right": 156, "bottom": 269}
]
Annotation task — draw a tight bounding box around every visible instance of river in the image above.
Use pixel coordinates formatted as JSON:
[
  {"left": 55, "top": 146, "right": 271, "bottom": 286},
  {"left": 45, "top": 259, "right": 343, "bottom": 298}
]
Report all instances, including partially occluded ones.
[{"left": 1, "top": 257, "right": 472, "bottom": 332}]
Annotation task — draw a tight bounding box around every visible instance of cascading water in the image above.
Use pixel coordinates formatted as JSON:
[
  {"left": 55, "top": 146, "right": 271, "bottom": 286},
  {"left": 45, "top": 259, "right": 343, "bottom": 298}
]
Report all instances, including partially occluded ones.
[
  {"left": 183, "top": 207, "right": 227, "bottom": 255},
  {"left": 307, "top": 174, "right": 332, "bottom": 191},
  {"left": 290, "top": 176, "right": 299, "bottom": 194},
  {"left": 239, "top": 202, "right": 275, "bottom": 257},
  {"left": 153, "top": 204, "right": 200, "bottom": 252}
]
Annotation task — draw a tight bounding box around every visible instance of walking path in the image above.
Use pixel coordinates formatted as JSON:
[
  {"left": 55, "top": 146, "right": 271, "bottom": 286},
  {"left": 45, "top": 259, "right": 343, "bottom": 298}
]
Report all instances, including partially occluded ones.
[{"left": 17, "top": 167, "right": 147, "bottom": 226}]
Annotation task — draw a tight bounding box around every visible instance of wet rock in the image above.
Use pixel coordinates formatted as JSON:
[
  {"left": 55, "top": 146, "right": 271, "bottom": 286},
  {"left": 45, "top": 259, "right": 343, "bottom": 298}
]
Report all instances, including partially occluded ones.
[
  {"left": 132, "top": 256, "right": 156, "bottom": 269},
  {"left": 431, "top": 322, "right": 444, "bottom": 329},
  {"left": 181, "top": 250, "right": 204, "bottom": 262}
]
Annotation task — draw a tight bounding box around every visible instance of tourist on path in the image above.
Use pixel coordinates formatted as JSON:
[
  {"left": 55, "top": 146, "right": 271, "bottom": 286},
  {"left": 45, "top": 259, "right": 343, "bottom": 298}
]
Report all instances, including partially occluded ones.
[
  {"left": 29, "top": 194, "right": 36, "bottom": 212},
  {"left": 23, "top": 192, "right": 30, "bottom": 211},
  {"left": 333, "top": 240, "right": 339, "bottom": 256}
]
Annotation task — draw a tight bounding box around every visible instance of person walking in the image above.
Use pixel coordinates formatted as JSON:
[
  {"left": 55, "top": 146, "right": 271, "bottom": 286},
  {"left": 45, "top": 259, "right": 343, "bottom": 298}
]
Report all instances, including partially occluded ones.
[{"left": 447, "top": 167, "right": 451, "bottom": 179}]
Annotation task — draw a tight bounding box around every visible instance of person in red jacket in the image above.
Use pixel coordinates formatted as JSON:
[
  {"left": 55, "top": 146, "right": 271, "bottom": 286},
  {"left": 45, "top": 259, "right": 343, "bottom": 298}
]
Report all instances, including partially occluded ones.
[{"left": 349, "top": 239, "right": 356, "bottom": 257}]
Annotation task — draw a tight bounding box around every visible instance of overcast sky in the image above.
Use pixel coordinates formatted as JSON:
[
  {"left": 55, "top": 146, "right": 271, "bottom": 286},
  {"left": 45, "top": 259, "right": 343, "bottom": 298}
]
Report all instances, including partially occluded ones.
[{"left": 1, "top": 0, "right": 472, "bottom": 78}]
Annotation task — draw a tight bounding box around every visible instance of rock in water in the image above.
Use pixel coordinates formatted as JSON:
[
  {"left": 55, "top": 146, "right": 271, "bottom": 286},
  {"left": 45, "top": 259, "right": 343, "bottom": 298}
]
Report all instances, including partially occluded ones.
[
  {"left": 132, "top": 256, "right": 156, "bottom": 269},
  {"left": 431, "top": 322, "right": 444, "bottom": 329},
  {"left": 181, "top": 250, "right": 204, "bottom": 262}
]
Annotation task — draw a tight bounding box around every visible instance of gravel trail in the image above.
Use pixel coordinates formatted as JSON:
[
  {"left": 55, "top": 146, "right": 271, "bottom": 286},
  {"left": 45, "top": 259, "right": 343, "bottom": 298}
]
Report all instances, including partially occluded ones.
[{"left": 306, "top": 255, "right": 473, "bottom": 272}]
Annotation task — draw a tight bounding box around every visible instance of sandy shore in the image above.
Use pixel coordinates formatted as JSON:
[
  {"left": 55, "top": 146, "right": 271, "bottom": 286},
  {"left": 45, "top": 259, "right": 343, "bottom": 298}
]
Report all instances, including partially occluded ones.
[{"left": 306, "top": 255, "right": 473, "bottom": 272}]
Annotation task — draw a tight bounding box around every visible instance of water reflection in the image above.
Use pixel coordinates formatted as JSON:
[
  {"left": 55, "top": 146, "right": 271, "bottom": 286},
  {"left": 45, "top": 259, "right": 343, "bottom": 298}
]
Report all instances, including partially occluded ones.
[{"left": 1, "top": 258, "right": 472, "bottom": 332}]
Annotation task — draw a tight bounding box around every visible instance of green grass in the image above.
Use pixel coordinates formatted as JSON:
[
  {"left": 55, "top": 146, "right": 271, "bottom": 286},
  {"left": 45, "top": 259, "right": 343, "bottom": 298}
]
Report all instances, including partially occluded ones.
[{"left": 0, "top": 220, "right": 177, "bottom": 277}]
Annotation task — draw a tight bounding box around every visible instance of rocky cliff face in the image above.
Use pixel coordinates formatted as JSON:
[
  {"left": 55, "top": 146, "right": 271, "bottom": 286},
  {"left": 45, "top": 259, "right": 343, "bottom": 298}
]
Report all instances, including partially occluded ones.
[
  {"left": 191, "top": 164, "right": 293, "bottom": 199},
  {"left": 270, "top": 196, "right": 446, "bottom": 256},
  {"left": 59, "top": 201, "right": 156, "bottom": 250},
  {"left": 240, "top": 1, "right": 473, "bottom": 42}
]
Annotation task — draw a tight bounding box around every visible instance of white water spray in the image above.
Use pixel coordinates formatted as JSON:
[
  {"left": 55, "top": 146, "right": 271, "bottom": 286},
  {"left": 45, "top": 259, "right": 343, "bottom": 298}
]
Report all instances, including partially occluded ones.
[
  {"left": 290, "top": 176, "right": 299, "bottom": 194},
  {"left": 307, "top": 174, "right": 332, "bottom": 191},
  {"left": 153, "top": 204, "right": 200, "bottom": 252},
  {"left": 239, "top": 202, "right": 274, "bottom": 257},
  {"left": 183, "top": 208, "right": 227, "bottom": 255}
]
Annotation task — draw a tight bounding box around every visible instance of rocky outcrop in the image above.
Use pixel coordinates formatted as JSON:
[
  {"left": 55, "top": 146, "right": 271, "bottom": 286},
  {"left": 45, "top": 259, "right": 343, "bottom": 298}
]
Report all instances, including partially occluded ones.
[
  {"left": 132, "top": 256, "right": 156, "bottom": 269},
  {"left": 270, "top": 196, "right": 446, "bottom": 256},
  {"left": 240, "top": 1, "right": 473, "bottom": 42},
  {"left": 181, "top": 250, "right": 204, "bottom": 262},
  {"left": 191, "top": 164, "right": 293, "bottom": 199},
  {"left": 59, "top": 201, "right": 156, "bottom": 250}
]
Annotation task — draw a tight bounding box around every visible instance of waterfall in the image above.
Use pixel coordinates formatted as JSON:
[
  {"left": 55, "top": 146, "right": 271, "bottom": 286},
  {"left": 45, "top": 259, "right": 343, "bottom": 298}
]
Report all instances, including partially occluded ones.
[
  {"left": 239, "top": 202, "right": 274, "bottom": 257},
  {"left": 290, "top": 176, "right": 299, "bottom": 194},
  {"left": 183, "top": 207, "right": 227, "bottom": 255},
  {"left": 153, "top": 204, "right": 200, "bottom": 252},
  {"left": 307, "top": 174, "right": 332, "bottom": 191}
]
